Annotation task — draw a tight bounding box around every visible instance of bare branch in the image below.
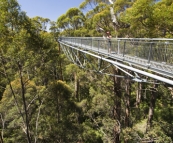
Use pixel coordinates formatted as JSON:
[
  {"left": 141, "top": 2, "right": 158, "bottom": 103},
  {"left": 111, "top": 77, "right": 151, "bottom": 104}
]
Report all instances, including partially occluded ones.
[
  {"left": 27, "top": 95, "right": 38, "bottom": 111},
  {"left": 34, "top": 100, "right": 44, "bottom": 143}
]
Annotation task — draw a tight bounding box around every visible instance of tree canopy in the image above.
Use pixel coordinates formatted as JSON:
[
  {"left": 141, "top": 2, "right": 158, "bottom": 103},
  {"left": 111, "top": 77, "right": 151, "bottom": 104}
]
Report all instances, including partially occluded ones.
[{"left": 0, "top": 0, "right": 173, "bottom": 142}]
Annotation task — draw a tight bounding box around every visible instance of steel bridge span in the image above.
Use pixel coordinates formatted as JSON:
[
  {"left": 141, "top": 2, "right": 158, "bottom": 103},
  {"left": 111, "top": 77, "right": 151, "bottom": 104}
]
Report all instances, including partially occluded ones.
[{"left": 58, "top": 37, "right": 173, "bottom": 85}]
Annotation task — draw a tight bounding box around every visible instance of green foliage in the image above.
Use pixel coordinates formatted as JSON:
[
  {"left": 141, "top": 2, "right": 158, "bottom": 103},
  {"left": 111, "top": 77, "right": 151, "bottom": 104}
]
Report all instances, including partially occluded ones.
[
  {"left": 0, "top": 79, "right": 46, "bottom": 142},
  {"left": 120, "top": 0, "right": 173, "bottom": 37},
  {"left": 57, "top": 8, "right": 85, "bottom": 36},
  {"left": 82, "top": 121, "right": 103, "bottom": 143},
  {"left": 0, "top": 0, "right": 173, "bottom": 142}
]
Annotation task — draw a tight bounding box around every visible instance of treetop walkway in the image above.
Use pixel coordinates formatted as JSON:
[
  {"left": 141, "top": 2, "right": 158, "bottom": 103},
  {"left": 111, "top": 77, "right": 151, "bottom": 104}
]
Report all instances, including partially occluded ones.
[{"left": 58, "top": 37, "right": 173, "bottom": 85}]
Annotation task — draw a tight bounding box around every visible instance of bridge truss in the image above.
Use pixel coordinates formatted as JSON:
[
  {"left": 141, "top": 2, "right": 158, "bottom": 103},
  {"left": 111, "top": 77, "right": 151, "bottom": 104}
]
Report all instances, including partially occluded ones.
[{"left": 58, "top": 37, "right": 173, "bottom": 85}]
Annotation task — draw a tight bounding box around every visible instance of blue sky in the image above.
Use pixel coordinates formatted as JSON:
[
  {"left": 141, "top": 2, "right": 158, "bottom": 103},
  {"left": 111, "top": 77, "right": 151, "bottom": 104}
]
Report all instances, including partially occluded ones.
[{"left": 17, "top": 0, "right": 84, "bottom": 22}]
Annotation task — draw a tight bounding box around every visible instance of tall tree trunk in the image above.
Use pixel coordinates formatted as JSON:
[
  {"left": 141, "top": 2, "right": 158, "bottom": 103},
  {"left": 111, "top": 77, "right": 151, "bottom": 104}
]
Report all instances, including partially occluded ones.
[
  {"left": 57, "top": 94, "right": 60, "bottom": 123},
  {"left": 124, "top": 79, "right": 131, "bottom": 127},
  {"left": 113, "top": 68, "right": 121, "bottom": 143},
  {"left": 74, "top": 72, "right": 79, "bottom": 101},
  {"left": 0, "top": 133, "right": 3, "bottom": 143},
  {"left": 147, "top": 83, "right": 158, "bottom": 130},
  {"left": 136, "top": 82, "right": 142, "bottom": 108},
  {"left": 34, "top": 100, "right": 43, "bottom": 143},
  {"left": 18, "top": 62, "right": 32, "bottom": 143},
  {"left": 108, "top": 0, "right": 119, "bottom": 38},
  {"left": 136, "top": 82, "right": 142, "bottom": 120},
  {"left": 74, "top": 50, "right": 80, "bottom": 101},
  {"left": 58, "top": 43, "right": 64, "bottom": 81},
  {"left": 0, "top": 113, "right": 4, "bottom": 143}
]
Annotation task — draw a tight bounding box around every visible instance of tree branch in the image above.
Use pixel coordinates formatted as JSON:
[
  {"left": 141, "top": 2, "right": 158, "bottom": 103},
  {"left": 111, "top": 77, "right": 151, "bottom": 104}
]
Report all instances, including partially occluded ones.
[
  {"left": 34, "top": 100, "right": 44, "bottom": 143},
  {"left": 18, "top": 61, "right": 31, "bottom": 143}
]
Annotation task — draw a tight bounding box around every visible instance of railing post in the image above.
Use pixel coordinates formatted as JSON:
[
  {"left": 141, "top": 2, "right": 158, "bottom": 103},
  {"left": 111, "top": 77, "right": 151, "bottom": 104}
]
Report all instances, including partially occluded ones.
[
  {"left": 164, "top": 42, "right": 168, "bottom": 63},
  {"left": 148, "top": 42, "right": 153, "bottom": 65},
  {"left": 91, "top": 38, "right": 93, "bottom": 50},
  {"left": 98, "top": 40, "right": 100, "bottom": 52},
  {"left": 84, "top": 38, "right": 86, "bottom": 49},
  {"left": 123, "top": 40, "right": 126, "bottom": 57},
  {"left": 118, "top": 40, "right": 120, "bottom": 54}
]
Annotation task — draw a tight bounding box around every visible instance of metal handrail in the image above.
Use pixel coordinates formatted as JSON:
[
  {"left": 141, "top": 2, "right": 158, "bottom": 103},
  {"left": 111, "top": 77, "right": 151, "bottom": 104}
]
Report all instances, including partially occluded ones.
[{"left": 59, "top": 37, "right": 173, "bottom": 66}]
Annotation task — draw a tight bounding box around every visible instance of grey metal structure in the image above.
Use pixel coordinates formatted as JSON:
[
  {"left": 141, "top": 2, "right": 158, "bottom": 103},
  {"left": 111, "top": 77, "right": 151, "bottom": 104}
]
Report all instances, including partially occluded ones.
[{"left": 58, "top": 37, "right": 173, "bottom": 85}]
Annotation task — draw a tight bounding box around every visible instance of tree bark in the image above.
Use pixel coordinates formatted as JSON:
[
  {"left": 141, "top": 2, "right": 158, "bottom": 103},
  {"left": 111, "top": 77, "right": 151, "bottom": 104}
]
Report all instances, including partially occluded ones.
[
  {"left": 147, "top": 83, "right": 158, "bottom": 130},
  {"left": 136, "top": 82, "right": 142, "bottom": 108},
  {"left": 124, "top": 79, "right": 131, "bottom": 127},
  {"left": 34, "top": 100, "right": 43, "bottom": 143},
  {"left": 56, "top": 94, "right": 60, "bottom": 123},
  {"left": 113, "top": 68, "right": 121, "bottom": 143},
  {"left": 136, "top": 82, "right": 142, "bottom": 120},
  {"left": 0, "top": 133, "right": 3, "bottom": 143},
  {"left": 58, "top": 43, "right": 64, "bottom": 81},
  {"left": 0, "top": 113, "right": 4, "bottom": 143},
  {"left": 74, "top": 72, "right": 79, "bottom": 101}
]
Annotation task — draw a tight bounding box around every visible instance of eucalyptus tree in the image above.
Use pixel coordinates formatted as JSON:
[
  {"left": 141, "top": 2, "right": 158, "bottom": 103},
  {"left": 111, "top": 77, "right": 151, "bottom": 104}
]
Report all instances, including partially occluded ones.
[
  {"left": 120, "top": 0, "right": 161, "bottom": 37},
  {"left": 79, "top": 0, "right": 134, "bottom": 37},
  {"left": 43, "top": 80, "right": 83, "bottom": 142},
  {"left": 31, "top": 16, "right": 50, "bottom": 32},
  {"left": 153, "top": 0, "right": 173, "bottom": 37},
  {"left": 80, "top": 0, "right": 113, "bottom": 36},
  {"left": 0, "top": 79, "right": 47, "bottom": 143},
  {"left": 0, "top": 6, "right": 31, "bottom": 142},
  {"left": 0, "top": 0, "right": 21, "bottom": 31},
  {"left": 0, "top": 1, "right": 61, "bottom": 142},
  {"left": 49, "top": 21, "right": 59, "bottom": 40},
  {"left": 57, "top": 8, "right": 86, "bottom": 36}
]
